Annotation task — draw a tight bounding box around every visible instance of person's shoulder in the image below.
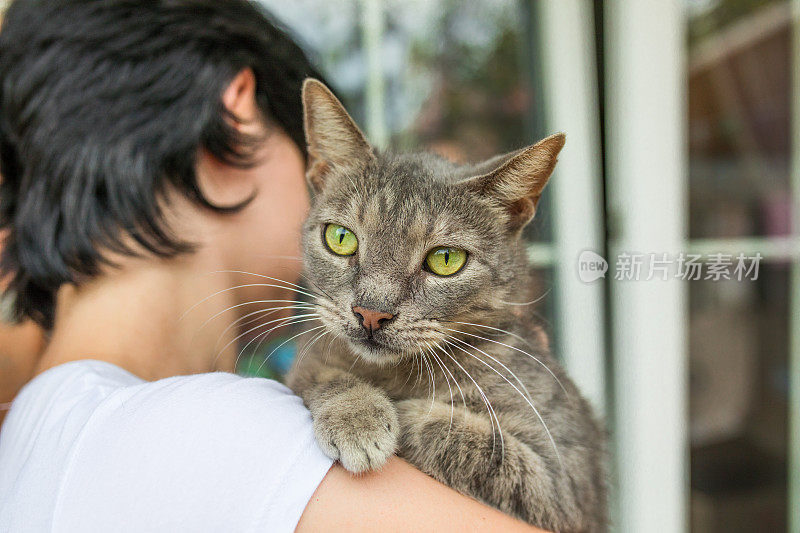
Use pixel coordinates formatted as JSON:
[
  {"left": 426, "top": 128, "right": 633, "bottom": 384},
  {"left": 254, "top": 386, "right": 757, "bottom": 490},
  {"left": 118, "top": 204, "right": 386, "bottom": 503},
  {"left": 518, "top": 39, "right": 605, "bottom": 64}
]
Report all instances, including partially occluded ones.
[
  {"left": 127, "top": 369, "right": 301, "bottom": 413},
  {"left": 53, "top": 366, "right": 332, "bottom": 531},
  {"left": 15, "top": 360, "right": 304, "bottom": 431},
  {"left": 90, "top": 368, "right": 312, "bottom": 441}
]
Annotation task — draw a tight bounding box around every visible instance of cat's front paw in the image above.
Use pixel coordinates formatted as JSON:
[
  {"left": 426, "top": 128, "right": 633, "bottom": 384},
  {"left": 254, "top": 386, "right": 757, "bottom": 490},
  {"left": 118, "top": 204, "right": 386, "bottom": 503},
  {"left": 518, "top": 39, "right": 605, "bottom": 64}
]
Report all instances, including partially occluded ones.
[{"left": 311, "top": 382, "right": 398, "bottom": 474}]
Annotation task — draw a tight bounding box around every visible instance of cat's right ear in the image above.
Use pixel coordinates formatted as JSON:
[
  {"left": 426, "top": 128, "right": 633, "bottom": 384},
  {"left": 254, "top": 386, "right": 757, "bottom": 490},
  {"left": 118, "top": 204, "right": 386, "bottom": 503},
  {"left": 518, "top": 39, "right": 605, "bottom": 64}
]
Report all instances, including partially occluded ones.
[
  {"left": 302, "top": 79, "right": 375, "bottom": 193},
  {"left": 462, "top": 133, "right": 565, "bottom": 232}
]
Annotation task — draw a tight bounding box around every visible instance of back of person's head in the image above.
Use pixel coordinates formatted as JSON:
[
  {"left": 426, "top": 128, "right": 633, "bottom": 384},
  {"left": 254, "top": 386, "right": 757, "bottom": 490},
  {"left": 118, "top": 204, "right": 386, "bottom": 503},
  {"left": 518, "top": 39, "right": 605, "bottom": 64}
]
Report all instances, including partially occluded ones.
[{"left": 0, "top": 0, "right": 326, "bottom": 328}]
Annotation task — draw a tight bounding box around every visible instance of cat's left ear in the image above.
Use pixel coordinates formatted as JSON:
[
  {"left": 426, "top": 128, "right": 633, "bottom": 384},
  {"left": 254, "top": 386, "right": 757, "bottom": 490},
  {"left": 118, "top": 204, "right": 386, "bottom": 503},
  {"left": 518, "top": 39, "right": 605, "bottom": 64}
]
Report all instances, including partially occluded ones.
[
  {"left": 302, "top": 78, "right": 375, "bottom": 193},
  {"left": 464, "top": 133, "right": 565, "bottom": 231}
]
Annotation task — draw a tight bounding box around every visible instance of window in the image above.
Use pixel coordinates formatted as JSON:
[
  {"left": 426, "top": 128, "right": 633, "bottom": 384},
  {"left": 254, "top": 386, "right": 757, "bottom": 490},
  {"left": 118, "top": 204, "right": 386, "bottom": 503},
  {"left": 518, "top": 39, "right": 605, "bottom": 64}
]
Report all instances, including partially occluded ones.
[{"left": 687, "top": 1, "right": 794, "bottom": 530}]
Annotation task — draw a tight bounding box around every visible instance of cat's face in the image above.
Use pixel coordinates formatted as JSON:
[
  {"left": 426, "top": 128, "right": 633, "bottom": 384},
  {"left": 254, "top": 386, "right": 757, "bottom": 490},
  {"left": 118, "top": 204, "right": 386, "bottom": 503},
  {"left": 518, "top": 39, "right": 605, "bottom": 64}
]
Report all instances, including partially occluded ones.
[
  {"left": 300, "top": 80, "right": 563, "bottom": 365},
  {"left": 303, "top": 153, "right": 514, "bottom": 364}
]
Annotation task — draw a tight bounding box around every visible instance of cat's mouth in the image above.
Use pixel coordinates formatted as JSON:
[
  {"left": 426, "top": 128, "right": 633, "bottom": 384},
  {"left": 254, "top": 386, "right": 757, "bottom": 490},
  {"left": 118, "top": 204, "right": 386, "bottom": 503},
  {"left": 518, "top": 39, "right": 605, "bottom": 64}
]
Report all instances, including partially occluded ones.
[
  {"left": 346, "top": 330, "right": 403, "bottom": 362},
  {"left": 351, "top": 332, "right": 391, "bottom": 353},
  {"left": 358, "top": 336, "right": 384, "bottom": 349}
]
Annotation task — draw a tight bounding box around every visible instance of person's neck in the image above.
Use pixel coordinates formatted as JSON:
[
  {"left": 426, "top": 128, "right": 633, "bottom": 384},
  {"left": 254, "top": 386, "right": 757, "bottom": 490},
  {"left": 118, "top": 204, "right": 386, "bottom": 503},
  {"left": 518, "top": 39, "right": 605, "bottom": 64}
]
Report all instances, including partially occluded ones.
[{"left": 36, "top": 252, "right": 241, "bottom": 381}]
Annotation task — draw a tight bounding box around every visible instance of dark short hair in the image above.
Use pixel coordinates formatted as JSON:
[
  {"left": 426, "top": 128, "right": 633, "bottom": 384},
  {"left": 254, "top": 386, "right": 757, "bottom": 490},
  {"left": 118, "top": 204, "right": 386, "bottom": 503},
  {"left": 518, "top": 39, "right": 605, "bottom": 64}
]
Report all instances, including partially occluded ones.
[{"left": 0, "top": 0, "right": 326, "bottom": 327}]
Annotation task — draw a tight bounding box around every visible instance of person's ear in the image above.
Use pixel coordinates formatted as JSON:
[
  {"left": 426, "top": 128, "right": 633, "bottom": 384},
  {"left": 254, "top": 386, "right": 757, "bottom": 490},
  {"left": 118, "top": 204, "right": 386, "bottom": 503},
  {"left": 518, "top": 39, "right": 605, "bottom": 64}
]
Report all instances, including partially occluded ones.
[
  {"left": 301, "top": 78, "right": 375, "bottom": 193},
  {"left": 193, "top": 69, "right": 263, "bottom": 210},
  {"left": 462, "top": 133, "right": 565, "bottom": 232},
  {"left": 222, "top": 68, "right": 259, "bottom": 125}
]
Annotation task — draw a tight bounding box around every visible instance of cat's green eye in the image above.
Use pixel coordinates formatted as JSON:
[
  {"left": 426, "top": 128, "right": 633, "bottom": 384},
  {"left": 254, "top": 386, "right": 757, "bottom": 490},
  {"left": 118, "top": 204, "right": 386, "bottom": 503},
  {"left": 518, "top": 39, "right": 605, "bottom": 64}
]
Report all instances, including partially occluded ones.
[
  {"left": 324, "top": 224, "right": 358, "bottom": 256},
  {"left": 425, "top": 247, "right": 467, "bottom": 276}
]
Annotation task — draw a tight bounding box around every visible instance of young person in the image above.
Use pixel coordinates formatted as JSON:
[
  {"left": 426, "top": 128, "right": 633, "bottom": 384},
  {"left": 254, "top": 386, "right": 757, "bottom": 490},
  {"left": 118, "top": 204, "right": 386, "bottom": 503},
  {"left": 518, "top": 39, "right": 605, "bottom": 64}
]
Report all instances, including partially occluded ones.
[{"left": 0, "top": 1, "right": 542, "bottom": 530}]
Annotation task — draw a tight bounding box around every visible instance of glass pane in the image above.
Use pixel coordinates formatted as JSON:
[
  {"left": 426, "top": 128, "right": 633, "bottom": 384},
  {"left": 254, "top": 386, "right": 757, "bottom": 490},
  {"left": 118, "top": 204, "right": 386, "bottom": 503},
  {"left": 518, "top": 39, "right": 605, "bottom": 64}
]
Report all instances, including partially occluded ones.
[
  {"left": 688, "top": 0, "right": 791, "bottom": 239},
  {"left": 688, "top": 260, "right": 789, "bottom": 531},
  {"left": 686, "top": 1, "right": 791, "bottom": 530}
]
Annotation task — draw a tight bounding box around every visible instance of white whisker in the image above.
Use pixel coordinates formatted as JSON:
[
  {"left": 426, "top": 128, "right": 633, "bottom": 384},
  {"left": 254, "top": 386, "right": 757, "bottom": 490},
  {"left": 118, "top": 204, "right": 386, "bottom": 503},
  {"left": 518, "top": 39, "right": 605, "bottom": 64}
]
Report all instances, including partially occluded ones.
[
  {"left": 210, "top": 270, "right": 314, "bottom": 294},
  {"left": 294, "top": 329, "right": 329, "bottom": 368},
  {"left": 181, "top": 282, "right": 318, "bottom": 322},
  {"left": 256, "top": 324, "right": 327, "bottom": 374},
  {"left": 323, "top": 332, "right": 340, "bottom": 365},
  {"left": 432, "top": 344, "right": 468, "bottom": 420},
  {"left": 421, "top": 351, "right": 436, "bottom": 416},
  {"left": 400, "top": 356, "right": 416, "bottom": 389},
  {"left": 444, "top": 334, "right": 534, "bottom": 404},
  {"left": 238, "top": 316, "right": 321, "bottom": 371},
  {"left": 215, "top": 304, "right": 315, "bottom": 352},
  {"left": 446, "top": 338, "right": 563, "bottom": 468},
  {"left": 348, "top": 349, "right": 364, "bottom": 373},
  {"left": 194, "top": 299, "right": 313, "bottom": 336},
  {"left": 443, "top": 327, "right": 569, "bottom": 397},
  {"left": 441, "top": 344, "right": 504, "bottom": 460},
  {"left": 427, "top": 345, "right": 454, "bottom": 439},
  {"left": 217, "top": 313, "right": 319, "bottom": 366},
  {"left": 497, "top": 288, "right": 551, "bottom": 306},
  {"left": 414, "top": 352, "right": 424, "bottom": 389},
  {"left": 443, "top": 320, "right": 534, "bottom": 347},
  {"left": 249, "top": 312, "right": 322, "bottom": 353},
  {"left": 294, "top": 271, "right": 336, "bottom": 302}
]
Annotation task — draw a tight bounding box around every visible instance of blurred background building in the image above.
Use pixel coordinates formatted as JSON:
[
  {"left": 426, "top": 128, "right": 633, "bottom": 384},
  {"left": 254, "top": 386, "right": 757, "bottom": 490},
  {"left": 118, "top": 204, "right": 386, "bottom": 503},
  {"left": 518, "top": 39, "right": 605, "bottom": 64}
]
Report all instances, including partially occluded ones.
[{"left": 253, "top": 1, "right": 798, "bottom": 531}]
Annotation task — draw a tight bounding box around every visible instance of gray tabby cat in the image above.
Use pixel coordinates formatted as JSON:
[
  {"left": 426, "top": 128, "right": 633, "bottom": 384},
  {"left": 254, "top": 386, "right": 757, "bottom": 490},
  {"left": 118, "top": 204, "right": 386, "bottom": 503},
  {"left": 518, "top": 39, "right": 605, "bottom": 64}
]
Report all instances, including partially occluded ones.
[{"left": 287, "top": 79, "right": 607, "bottom": 532}]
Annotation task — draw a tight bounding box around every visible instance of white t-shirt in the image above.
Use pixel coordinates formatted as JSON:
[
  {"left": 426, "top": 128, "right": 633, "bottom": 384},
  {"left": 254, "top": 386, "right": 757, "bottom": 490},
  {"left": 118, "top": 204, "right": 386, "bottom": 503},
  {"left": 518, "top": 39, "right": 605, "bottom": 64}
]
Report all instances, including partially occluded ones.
[{"left": 0, "top": 360, "right": 333, "bottom": 532}]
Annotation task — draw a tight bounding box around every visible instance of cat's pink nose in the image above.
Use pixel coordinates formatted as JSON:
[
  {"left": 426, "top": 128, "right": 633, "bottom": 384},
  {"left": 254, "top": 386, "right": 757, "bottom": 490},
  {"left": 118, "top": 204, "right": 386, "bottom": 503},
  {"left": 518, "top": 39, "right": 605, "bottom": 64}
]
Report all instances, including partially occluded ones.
[{"left": 352, "top": 306, "right": 395, "bottom": 332}]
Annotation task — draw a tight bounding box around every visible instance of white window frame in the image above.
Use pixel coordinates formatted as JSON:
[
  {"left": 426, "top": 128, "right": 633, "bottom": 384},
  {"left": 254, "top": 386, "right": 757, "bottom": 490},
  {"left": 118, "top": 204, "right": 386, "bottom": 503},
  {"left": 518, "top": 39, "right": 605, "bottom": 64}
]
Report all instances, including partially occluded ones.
[
  {"left": 538, "top": 0, "right": 607, "bottom": 418},
  {"left": 604, "top": 2, "right": 688, "bottom": 532}
]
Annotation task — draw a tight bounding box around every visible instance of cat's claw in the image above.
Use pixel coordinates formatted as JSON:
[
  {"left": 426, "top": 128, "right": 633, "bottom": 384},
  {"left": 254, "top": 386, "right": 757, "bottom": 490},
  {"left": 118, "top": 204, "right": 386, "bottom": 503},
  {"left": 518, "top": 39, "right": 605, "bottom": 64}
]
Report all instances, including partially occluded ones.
[{"left": 311, "top": 385, "right": 398, "bottom": 474}]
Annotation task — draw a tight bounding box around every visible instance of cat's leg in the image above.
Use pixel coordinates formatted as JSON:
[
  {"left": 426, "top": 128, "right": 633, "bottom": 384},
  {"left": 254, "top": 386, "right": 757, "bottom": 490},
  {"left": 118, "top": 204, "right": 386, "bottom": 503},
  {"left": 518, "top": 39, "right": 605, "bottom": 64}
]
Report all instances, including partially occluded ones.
[
  {"left": 396, "top": 398, "right": 581, "bottom": 531},
  {"left": 287, "top": 364, "right": 398, "bottom": 474}
]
